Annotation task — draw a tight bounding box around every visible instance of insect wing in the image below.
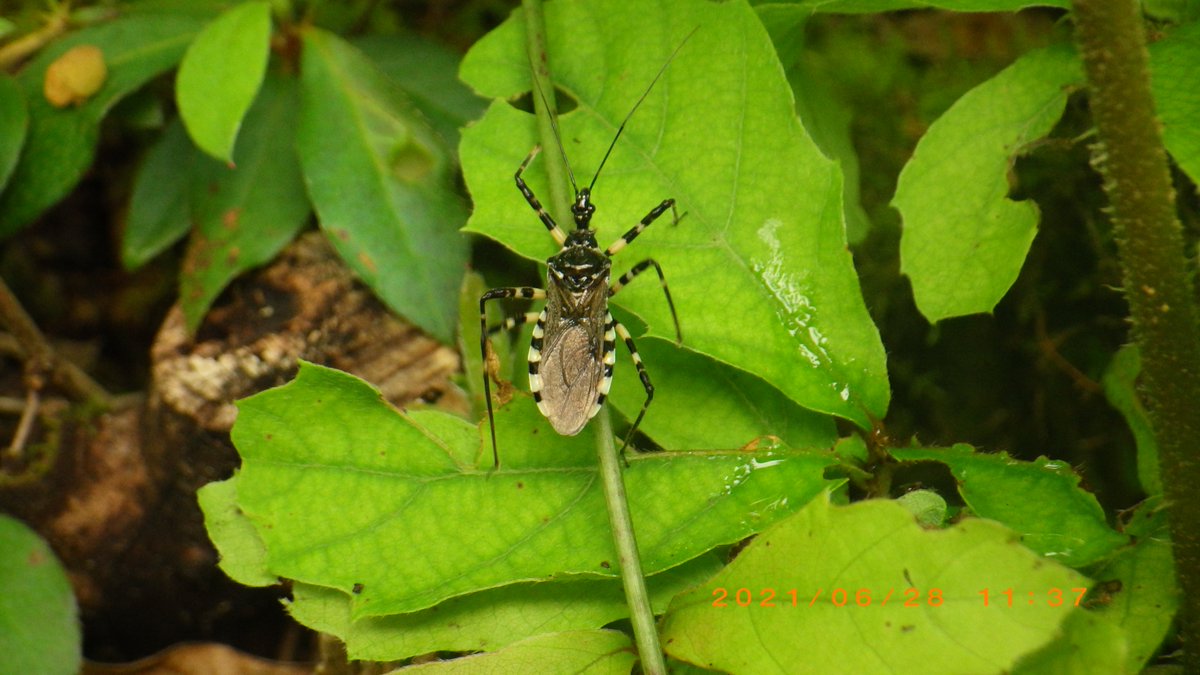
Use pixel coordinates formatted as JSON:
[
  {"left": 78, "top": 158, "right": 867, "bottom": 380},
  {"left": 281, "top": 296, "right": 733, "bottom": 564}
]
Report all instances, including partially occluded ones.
[{"left": 532, "top": 281, "right": 609, "bottom": 435}]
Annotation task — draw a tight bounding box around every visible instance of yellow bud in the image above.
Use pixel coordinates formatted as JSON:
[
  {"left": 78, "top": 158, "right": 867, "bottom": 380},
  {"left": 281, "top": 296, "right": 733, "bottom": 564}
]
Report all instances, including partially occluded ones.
[{"left": 44, "top": 44, "right": 107, "bottom": 108}]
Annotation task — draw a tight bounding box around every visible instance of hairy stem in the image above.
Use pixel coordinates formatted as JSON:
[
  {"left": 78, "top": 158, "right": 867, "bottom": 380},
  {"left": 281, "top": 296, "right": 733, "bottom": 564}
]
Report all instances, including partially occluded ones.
[{"left": 1072, "top": 0, "right": 1200, "bottom": 666}]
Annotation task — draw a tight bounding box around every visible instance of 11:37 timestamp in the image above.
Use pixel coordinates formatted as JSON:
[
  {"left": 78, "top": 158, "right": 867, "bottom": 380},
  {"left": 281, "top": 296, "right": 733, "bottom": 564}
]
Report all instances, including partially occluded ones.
[{"left": 979, "top": 588, "right": 1089, "bottom": 607}]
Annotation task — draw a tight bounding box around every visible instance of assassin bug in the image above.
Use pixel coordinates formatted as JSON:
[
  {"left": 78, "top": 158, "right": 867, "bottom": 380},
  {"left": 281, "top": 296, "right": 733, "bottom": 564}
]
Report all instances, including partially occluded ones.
[{"left": 479, "top": 34, "right": 693, "bottom": 467}]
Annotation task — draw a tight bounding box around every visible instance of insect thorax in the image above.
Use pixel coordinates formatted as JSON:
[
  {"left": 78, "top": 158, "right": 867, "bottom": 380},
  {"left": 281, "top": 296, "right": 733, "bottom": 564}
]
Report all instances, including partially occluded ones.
[{"left": 547, "top": 231, "right": 611, "bottom": 294}]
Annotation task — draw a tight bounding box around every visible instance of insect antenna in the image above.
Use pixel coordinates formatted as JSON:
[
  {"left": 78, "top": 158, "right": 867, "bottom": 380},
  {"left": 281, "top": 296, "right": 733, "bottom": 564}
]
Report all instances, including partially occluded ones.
[
  {"left": 587, "top": 27, "right": 699, "bottom": 195},
  {"left": 530, "top": 74, "right": 581, "bottom": 199}
]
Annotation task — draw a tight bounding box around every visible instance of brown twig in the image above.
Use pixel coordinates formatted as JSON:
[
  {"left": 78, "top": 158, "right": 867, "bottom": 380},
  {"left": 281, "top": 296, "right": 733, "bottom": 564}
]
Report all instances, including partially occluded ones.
[
  {"left": 4, "top": 388, "right": 40, "bottom": 460},
  {"left": 0, "top": 275, "right": 112, "bottom": 409},
  {"left": 0, "top": 4, "right": 71, "bottom": 71},
  {"left": 1032, "top": 311, "right": 1101, "bottom": 396}
]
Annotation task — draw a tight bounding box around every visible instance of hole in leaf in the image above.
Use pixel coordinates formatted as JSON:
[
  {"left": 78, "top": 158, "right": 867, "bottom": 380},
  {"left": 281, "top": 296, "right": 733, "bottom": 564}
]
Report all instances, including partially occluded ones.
[{"left": 511, "top": 85, "right": 578, "bottom": 115}]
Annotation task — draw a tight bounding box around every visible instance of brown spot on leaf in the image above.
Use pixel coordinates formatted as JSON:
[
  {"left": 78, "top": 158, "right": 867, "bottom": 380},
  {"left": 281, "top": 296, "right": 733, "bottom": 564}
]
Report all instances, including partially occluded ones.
[
  {"left": 358, "top": 251, "right": 377, "bottom": 274},
  {"left": 182, "top": 230, "right": 216, "bottom": 278}
]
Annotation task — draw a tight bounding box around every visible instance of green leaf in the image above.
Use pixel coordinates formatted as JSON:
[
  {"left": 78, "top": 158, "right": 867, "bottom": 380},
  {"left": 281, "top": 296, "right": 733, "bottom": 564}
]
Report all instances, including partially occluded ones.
[
  {"left": 891, "top": 444, "right": 1128, "bottom": 567},
  {"left": 1101, "top": 346, "right": 1160, "bottom": 496},
  {"left": 179, "top": 74, "right": 310, "bottom": 331},
  {"left": 0, "top": 13, "right": 206, "bottom": 236},
  {"left": 1144, "top": 0, "right": 1200, "bottom": 22},
  {"left": 608, "top": 338, "right": 837, "bottom": 451},
  {"left": 297, "top": 28, "right": 467, "bottom": 343},
  {"left": 119, "top": 0, "right": 230, "bottom": 19},
  {"left": 1087, "top": 498, "right": 1178, "bottom": 672},
  {"left": 0, "top": 76, "right": 26, "bottom": 192},
  {"left": 0, "top": 515, "right": 81, "bottom": 675},
  {"left": 893, "top": 44, "right": 1083, "bottom": 322},
  {"left": 459, "top": 0, "right": 889, "bottom": 428},
  {"left": 1150, "top": 21, "right": 1200, "bottom": 191},
  {"left": 228, "top": 362, "right": 837, "bottom": 617},
  {"left": 287, "top": 555, "right": 721, "bottom": 661},
  {"left": 458, "top": 270, "right": 489, "bottom": 417},
  {"left": 749, "top": 0, "right": 1069, "bottom": 12},
  {"left": 176, "top": 1, "right": 272, "bottom": 162},
  {"left": 122, "top": 118, "right": 195, "bottom": 270},
  {"left": 389, "top": 630, "right": 635, "bottom": 674},
  {"left": 662, "top": 495, "right": 1088, "bottom": 674},
  {"left": 757, "top": 8, "right": 873, "bottom": 243},
  {"left": 205, "top": 469, "right": 719, "bottom": 661},
  {"left": 197, "top": 478, "right": 276, "bottom": 587},
  {"left": 895, "top": 488, "right": 948, "bottom": 527},
  {"left": 667, "top": 659, "right": 727, "bottom": 674},
  {"left": 353, "top": 34, "right": 487, "bottom": 153},
  {"left": 793, "top": 61, "right": 873, "bottom": 244},
  {"left": 1012, "top": 608, "right": 1128, "bottom": 674}
]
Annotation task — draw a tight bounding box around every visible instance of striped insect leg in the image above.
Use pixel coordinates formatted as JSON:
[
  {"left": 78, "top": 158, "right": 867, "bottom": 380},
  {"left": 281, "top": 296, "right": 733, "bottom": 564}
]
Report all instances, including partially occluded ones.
[
  {"left": 593, "top": 313, "right": 618, "bottom": 417},
  {"left": 612, "top": 319, "right": 652, "bottom": 456},
  {"left": 515, "top": 146, "right": 567, "bottom": 246},
  {"left": 609, "top": 258, "right": 682, "bottom": 343},
  {"left": 484, "top": 311, "right": 541, "bottom": 409},
  {"left": 527, "top": 309, "right": 547, "bottom": 416},
  {"left": 604, "top": 198, "right": 679, "bottom": 256},
  {"left": 480, "top": 287, "right": 546, "bottom": 467},
  {"left": 487, "top": 311, "right": 541, "bottom": 337}
]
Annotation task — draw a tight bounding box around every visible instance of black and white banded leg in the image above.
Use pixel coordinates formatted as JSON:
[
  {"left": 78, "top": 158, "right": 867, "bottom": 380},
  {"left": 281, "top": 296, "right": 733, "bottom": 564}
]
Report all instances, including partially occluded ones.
[
  {"left": 487, "top": 311, "right": 540, "bottom": 337},
  {"left": 609, "top": 258, "right": 683, "bottom": 344},
  {"left": 604, "top": 198, "right": 681, "bottom": 257},
  {"left": 612, "top": 318, "right": 654, "bottom": 456},
  {"left": 514, "top": 146, "right": 567, "bottom": 246},
  {"left": 480, "top": 287, "right": 546, "bottom": 466},
  {"left": 483, "top": 310, "right": 540, "bottom": 387}
]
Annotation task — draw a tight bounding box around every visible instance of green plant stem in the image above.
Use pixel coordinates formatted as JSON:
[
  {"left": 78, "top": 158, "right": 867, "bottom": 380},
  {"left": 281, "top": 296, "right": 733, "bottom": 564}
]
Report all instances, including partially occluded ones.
[
  {"left": 594, "top": 407, "right": 666, "bottom": 675},
  {"left": 522, "top": 0, "right": 572, "bottom": 226},
  {"left": 520, "top": 2, "right": 665, "bottom": 671},
  {"left": 1071, "top": 0, "right": 1200, "bottom": 667}
]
